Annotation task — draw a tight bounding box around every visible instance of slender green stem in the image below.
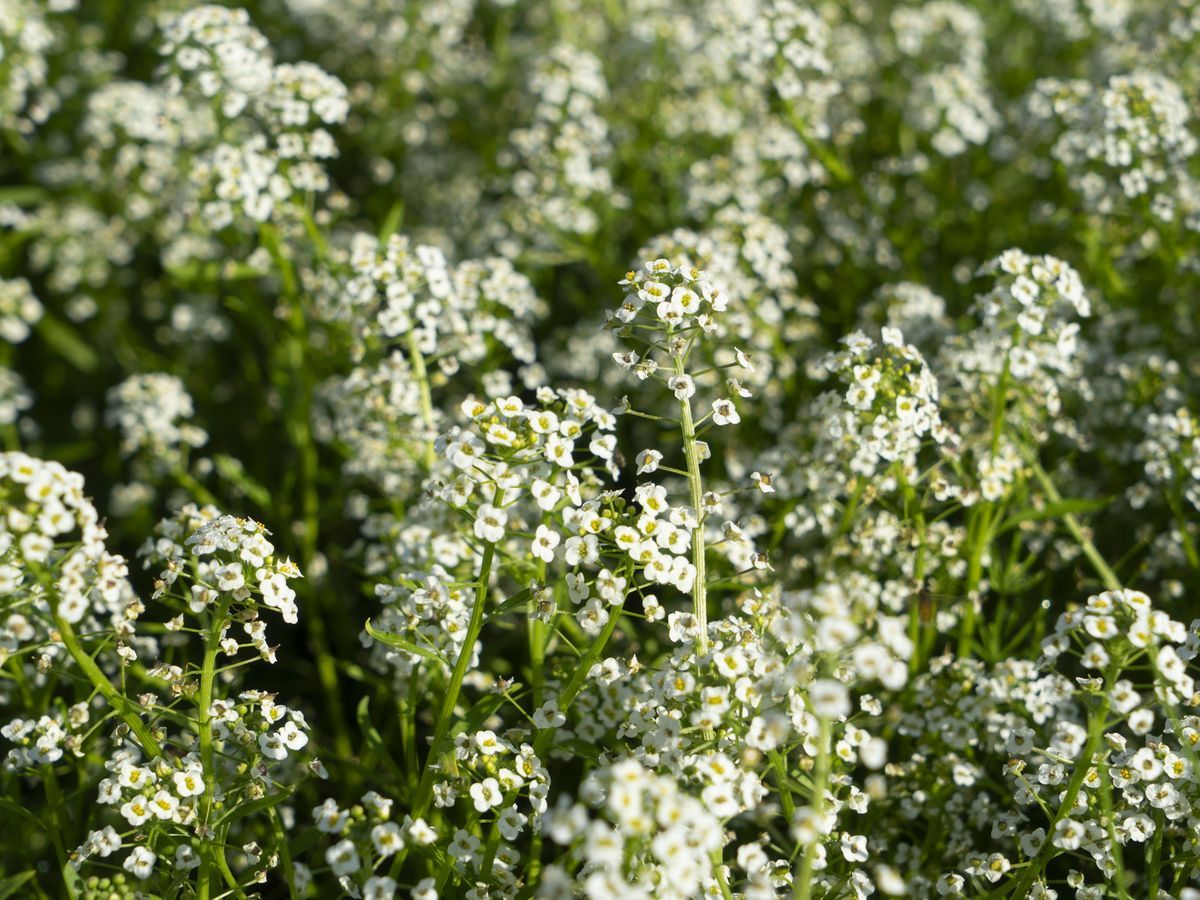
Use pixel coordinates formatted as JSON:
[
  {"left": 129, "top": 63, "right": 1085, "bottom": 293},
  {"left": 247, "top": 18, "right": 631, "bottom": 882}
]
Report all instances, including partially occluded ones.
[
  {"left": 407, "top": 331, "right": 437, "bottom": 469},
  {"left": 712, "top": 849, "right": 734, "bottom": 900},
  {"left": 769, "top": 749, "right": 796, "bottom": 821},
  {"left": 196, "top": 599, "right": 229, "bottom": 900},
  {"left": 957, "top": 503, "right": 991, "bottom": 658},
  {"left": 267, "top": 223, "right": 351, "bottom": 761},
  {"left": 533, "top": 596, "right": 627, "bottom": 762},
  {"left": 1029, "top": 461, "right": 1121, "bottom": 592},
  {"left": 1164, "top": 487, "right": 1200, "bottom": 571},
  {"left": 173, "top": 465, "right": 219, "bottom": 508},
  {"left": 412, "top": 536, "right": 498, "bottom": 816},
  {"left": 53, "top": 615, "right": 161, "bottom": 758},
  {"left": 998, "top": 688, "right": 1112, "bottom": 898},
  {"left": 673, "top": 352, "right": 709, "bottom": 656},
  {"left": 41, "top": 767, "right": 76, "bottom": 898},
  {"left": 795, "top": 716, "right": 832, "bottom": 900}
]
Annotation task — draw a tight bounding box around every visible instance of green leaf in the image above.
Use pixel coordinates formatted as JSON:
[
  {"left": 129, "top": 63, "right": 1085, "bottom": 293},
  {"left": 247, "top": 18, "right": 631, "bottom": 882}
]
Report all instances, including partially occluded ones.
[
  {"left": 212, "top": 454, "right": 272, "bottom": 508},
  {"left": 356, "top": 696, "right": 404, "bottom": 781},
  {"left": 378, "top": 201, "right": 405, "bottom": 241},
  {"left": 364, "top": 619, "right": 447, "bottom": 665},
  {"left": 552, "top": 739, "right": 603, "bottom": 762},
  {"left": 998, "top": 496, "right": 1112, "bottom": 532},
  {"left": 215, "top": 788, "right": 293, "bottom": 828},
  {"left": 0, "top": 871, "right": 36, "bottom": 900},
  {"left": 0, "top": 797, "right": 45, "bottom": 832},
  {"left": 0, "top": 186, "right": 43, "bottom": 206},
  {"left": 35, "top": 315, "right": 98, "bottom": 373},
  {"left": 287, "top": 826, "right": 322, "bottom": 860},
  {"left": 490, "top": 586, "right": 533, "bottom": 618}
]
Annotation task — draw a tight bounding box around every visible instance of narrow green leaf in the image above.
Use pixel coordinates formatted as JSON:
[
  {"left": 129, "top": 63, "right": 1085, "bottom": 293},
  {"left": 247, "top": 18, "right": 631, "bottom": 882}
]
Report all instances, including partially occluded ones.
[
  {"left": 35, "top": 315, "right": 98, "bottom": 373},
  {"left": 212, "top": 454, "right": 272, "bottom": 508},
  {"left": 0, "top": 871, "right": 36, "bottom": 900},
  {"left": 356, "top": 696, "right": 404, "bottom": 780},
  {"left": 365, "top": 619, "right": 447, "bottom": 665},
  {"left": 999, "top": 496, "right": 1112, "bottom": 532},
  {"left": 215, "top": 789, "right": 292, "bottom": 828}
]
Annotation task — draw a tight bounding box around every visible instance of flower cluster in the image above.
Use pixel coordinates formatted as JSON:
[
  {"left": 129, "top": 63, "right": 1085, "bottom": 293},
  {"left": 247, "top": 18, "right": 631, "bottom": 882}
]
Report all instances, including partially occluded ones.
[
  {"left": 1029, "top": 71, "right": 1196, "bottom": 221},
  {"left": 0, "top": 276, "right": 43, "bottom": 343},
  {"left": 105, "top": 373, "right": 208, "bottom": 469},
  {"left": 141, "top": 507, "right": 302, "bottom": 655},
  {"left": 819, "top": 328, "right": 948, "bottom": 475}
]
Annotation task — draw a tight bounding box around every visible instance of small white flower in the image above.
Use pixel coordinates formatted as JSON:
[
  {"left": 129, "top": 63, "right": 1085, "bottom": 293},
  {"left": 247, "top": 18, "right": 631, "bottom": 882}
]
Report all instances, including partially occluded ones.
[
  {"left": 473, "top": 504, "right": 508, "bottom": 543},
  {"left": 123, "top": 846, "right": 156, "bottom": 880},
  {"left": 469, "top": 777, "right": 503, "bottom": 812}
]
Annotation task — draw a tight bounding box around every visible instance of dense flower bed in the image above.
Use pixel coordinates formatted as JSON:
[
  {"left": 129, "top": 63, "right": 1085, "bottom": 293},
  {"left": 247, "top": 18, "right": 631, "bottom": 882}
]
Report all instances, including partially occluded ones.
[{"left": 3, "top": 2, "right": 1200, "bottom": 898}]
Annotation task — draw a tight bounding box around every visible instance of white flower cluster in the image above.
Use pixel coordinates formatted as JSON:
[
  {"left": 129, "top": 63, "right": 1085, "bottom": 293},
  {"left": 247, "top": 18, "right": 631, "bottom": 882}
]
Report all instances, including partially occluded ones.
[
  {"left": 140, "top": 506, "right": 302, "bottom": 658},
  {"left": 0, "top": 0, "right": 54, "bottom": 133},
  {"left": 157, "top": 5, "right": 349, "bottom": 232},
  {"left": 505, "top": 44, "right": 620, "bottom": 245},
  {"left": 939, "top": 249, "right": 1092, "bottom": 432},
  {"left": 2, "top": 703, "right": 87, "bottom": 768},
  {"left": 543, "top": 758, "right": 726, "bottom": 899},
  {"left": 1029, "top": 71, "right": 1197, "bottom": 221},
  {"left": 315, "top": 232, "right": 545, "bottom": 494},
  {"left": 0, "top": 276, "right": 43, "bottom": 343},
  {"left": 819, "top": 327, "right": 948, "bottom": 476},
  {"left": 1133, "top": 407, "right": 1200, "bottom": 511},
  {"left": 312, "top": 790, "right": 436, "bottom": 899},
  {"left": 890, "top": 2, "right": 998, "bottom": 156},
  {"left": 0, "top": 452, "right": 130, "bottom": 631},
  {"left": 104, "top": 373, "right": 208, "bottom": 468},
  {"left": 0, "top": 367, "right": 31, "bottom": 426}
]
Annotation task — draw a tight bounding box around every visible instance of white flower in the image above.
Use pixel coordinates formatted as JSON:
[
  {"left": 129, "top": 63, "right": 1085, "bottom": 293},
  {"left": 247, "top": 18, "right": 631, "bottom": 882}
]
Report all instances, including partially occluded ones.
[
  {"left": 531, "top": 479, "right": 561, "bottom": 511},
  {"left": 371, "top": 823, "right": 404, "bottom": 858},
  {"left": 326, "top": 839, "right": 360, "bottom": 877},
  {"left": 123, "top": 846, "right": 156, "bottom": 880},
  {"left": 711, "top": 398, "right": 740, "bottom": 426},
  {"left": 668, "top": 374, "right": 695, "bottom": 400},
  {"left": 173, "top": 768, "right": 205, "bottom": 797},
  {"left": 364, "top": 876, "right": 397, "bottom": 900},
  {"left": 473, "top": 504, "right": 508, "bottom": 543},
  {"left": 215, "top": 562, "right": 245, "bottom": 592},
  {"left": 470, "top": 777, "right": 503, "bottom": 812},
  {"left": 532, "top": 525, "right": 560, "bottom": 563},
  {"left": 809, "top": 679, "right": 851, "bottom": 720},
  {"left": 840, "top": 832, "right": 869, "bottom": 863},
  {"left": 751, "top": 471, "right": 775, "bottom": 493}
]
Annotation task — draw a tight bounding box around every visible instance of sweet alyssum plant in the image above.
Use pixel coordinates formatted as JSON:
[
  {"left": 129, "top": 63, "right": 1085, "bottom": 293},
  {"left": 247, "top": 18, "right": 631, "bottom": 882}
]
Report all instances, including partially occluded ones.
[{"left": 7, "top": 1, "right": 1200, "bottom": 898}]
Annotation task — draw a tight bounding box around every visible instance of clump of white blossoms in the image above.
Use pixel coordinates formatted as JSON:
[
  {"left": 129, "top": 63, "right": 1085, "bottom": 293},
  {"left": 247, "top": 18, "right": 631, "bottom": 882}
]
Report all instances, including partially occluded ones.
[
  {"left": 1028, "top": 70, "right": 1196, "bottom": 222},
  {"left": 157, "top": 4, "right": 348, "bottom": 233},
  {"left": 0, "top": 0, "right": 55, "bottom": 133},
  {"left": 105, "top": 373, "right": 208, "bottom": 470},
  {"left": 0, "top": 276, "right": 43, "bottom": 343},
  {"left": 0, "top": 452, "right": 130, "bottom": 634},
  {"left": 819, "top": 327, "right": 949, "bottom": 476},
  {"left": 13, "top": 0, "right": 1200, "bottom": 897},
  {"left": 141, "top": 506, "right": 303, "bottom": 646}
]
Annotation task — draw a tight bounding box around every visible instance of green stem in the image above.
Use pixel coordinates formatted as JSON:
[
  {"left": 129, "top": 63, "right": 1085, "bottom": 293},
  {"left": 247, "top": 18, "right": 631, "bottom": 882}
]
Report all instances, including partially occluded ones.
[
  {"left": 53, "top": 615, "right": 161, "bottom": 758},
  {"left": 173, "top": 465, "right": 219, "bottom": 508},
  {"left": 196, "top": 599, "right": 230, "bottom": 900},
  {"left": 271, "top": 230, "right": 351, "bottom": 762},
  {"left": 957, "top": 503, "right": 991, "bottom": 658},
  {"left": 412, "top": 538, "right": 498, "bottom": 816},
  {"left": 1029, "top": 461, "right": 1121, "bottom": 592},
  {"left": 407, "top": 331, "right": 437, "bottom": 469},
  {"left": 795, "top": 716, "right": 832, "bottom": 900},
  {"left": 998, "top": 689, "right": 1111, "bottom": 898},
  {"left": 673, "top": 353, "right": 709, "bottom": 657},
  {"left": 41, "top": 767, "right": 76, "bottom": 898},
  {"left": 1165, "top": 487, "right": 1200, "bottom": 572}
]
